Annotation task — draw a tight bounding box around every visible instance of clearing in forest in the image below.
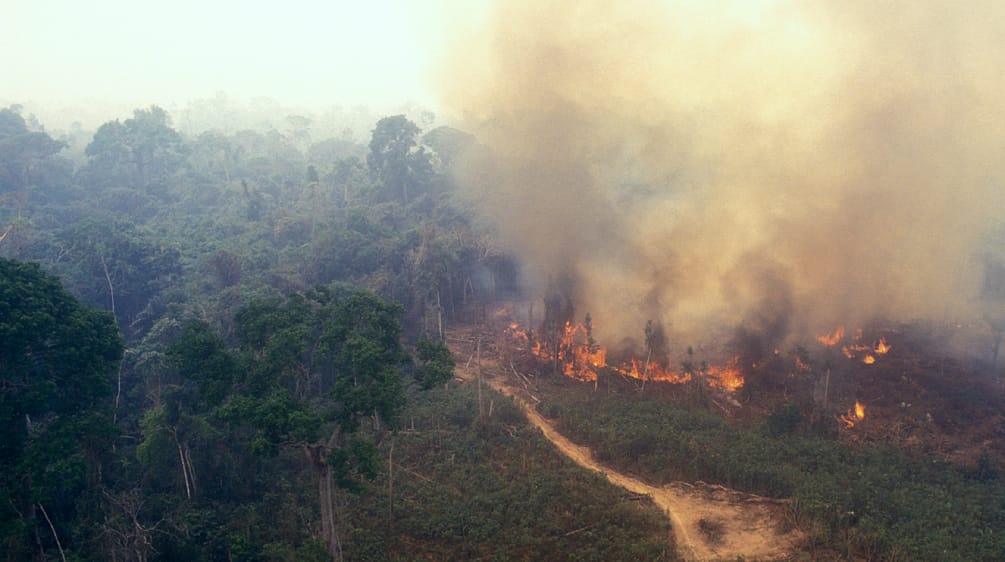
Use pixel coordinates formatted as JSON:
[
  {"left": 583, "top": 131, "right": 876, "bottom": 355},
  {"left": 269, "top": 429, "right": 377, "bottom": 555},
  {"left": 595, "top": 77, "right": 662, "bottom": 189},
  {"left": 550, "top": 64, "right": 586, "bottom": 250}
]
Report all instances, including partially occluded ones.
[{"left": 447, "top": 327, "right": 803, "bottom": 562}]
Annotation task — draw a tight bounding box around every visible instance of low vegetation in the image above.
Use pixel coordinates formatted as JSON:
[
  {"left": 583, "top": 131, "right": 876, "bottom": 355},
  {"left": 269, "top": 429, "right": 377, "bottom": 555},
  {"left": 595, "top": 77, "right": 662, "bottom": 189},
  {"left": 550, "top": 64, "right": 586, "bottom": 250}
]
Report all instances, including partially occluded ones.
[
  {"left": 347, "top": 384, "right": 674, "bottom": 561},
  {"left": 540, "top": 385, "right": 1005, "bottom": 560}
]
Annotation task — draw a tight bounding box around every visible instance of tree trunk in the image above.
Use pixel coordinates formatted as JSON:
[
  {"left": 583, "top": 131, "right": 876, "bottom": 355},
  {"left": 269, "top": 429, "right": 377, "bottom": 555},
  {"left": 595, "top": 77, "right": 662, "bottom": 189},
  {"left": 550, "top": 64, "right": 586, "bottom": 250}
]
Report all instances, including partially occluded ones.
[
  {"left": 388, "top": 437, "right": 394, "bottom": 528},
  {"left": 100, "top": 255, "right": 116, "bottom": 324},
  {"left": 642, "top": 348, "right": 652, "bottom": 393},
  {"left": 307, "top": 445, "right": 342, "bottom": 562},
  {"left": 319, "top": 461, "right": 340, "bottom": 561},
  {"left": 37, "top": 503, "right": 66, "bottom": 562},
  {"left": 30, "top": 502, "right": 43, "bottom": 561},
  {"left": 183, "top": 442, "right": 197, "bottom": 497},
  {"left": 477, "top": 337, "right": 484, "bottom": 419},
  {"left": 175, "top": 437, "right": 192, "bottom": 500},
  {"left": 114, "top": 359, "right": 124, "bottom": 424},
  {"left": 436, "top": 288, "right": 444, "bottom": 341}
]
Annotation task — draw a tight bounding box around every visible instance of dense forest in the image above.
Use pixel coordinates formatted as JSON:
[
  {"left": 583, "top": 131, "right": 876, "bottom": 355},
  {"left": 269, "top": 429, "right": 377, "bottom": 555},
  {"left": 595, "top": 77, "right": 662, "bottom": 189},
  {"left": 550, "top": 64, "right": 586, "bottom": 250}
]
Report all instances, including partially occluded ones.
[
  {"left": 4, "top": 101, "right": 1005, "bottom": 562},
  {"left": 0, "top": 104, "right": 677, "bottom": 561}
]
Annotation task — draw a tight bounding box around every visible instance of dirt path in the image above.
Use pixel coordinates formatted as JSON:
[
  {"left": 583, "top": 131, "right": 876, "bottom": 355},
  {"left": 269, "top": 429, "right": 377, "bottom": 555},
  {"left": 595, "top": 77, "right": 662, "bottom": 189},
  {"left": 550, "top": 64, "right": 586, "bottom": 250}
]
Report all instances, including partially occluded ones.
[{"left": 448, "top": 331, "right": 802, "bottom": 561}]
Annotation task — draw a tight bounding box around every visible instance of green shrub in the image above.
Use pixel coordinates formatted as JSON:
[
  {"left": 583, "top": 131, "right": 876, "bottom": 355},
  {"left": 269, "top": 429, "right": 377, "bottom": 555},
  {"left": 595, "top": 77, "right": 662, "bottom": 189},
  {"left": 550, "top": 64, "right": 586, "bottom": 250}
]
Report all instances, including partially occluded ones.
[
  {"left": 767, "top": 402, "right": 802, "bottom": 436},
  {"left": 539, "top": 387, "right": 1005, "bottom": 560}
]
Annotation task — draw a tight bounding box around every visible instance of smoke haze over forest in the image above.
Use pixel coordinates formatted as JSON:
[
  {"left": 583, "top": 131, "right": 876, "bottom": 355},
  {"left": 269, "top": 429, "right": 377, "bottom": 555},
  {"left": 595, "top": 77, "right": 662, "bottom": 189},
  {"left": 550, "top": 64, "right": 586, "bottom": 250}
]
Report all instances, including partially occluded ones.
[
  {"left": 7, "top": 0, "right": 1005, "bottom": 347},
  {"left": 440, "top": 0, "right": 1005, "bottom": 347},
  {"left": 8, "top": 3, "right": 1005, "bottom": 561}
]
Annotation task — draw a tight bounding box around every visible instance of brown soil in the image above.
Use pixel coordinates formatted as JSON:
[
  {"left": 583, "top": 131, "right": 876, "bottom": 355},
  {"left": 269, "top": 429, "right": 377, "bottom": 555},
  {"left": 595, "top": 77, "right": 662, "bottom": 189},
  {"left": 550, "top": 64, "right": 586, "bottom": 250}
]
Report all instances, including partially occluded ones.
[{"left": 447, "top": 326, "right": 803, "bottom": 561}]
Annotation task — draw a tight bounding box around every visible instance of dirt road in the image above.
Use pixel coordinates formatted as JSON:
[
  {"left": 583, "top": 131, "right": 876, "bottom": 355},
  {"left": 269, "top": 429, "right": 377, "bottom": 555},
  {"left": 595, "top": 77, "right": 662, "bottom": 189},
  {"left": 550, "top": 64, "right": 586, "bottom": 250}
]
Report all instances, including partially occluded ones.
[{"left": 448, "top": 331, "right": 802, "bottom": 561}]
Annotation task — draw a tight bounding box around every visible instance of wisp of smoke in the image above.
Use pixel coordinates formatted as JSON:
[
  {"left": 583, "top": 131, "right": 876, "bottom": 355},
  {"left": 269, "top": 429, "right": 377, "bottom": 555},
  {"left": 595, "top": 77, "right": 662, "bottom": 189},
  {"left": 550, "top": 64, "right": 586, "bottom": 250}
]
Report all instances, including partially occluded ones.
[{"left": 438, "top": 0, "right": 1005, "bottom": 350}]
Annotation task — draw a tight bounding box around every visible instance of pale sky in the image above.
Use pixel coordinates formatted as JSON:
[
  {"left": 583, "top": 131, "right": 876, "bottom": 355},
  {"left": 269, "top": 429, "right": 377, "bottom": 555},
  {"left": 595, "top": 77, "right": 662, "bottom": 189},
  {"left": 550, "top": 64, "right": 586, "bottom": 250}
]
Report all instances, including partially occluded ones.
[{"left": 2, "top": 0, "right": 486, "bottom": 117}]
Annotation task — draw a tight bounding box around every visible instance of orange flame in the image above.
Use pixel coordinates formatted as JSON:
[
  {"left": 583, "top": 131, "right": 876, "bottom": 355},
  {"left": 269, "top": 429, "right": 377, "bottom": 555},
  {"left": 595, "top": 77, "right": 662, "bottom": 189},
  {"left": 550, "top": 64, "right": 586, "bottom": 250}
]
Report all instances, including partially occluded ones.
[
  {"left": 874, "top": 338, "right": 891, "bottom": 355},
  {"left": 839, "top": 401, "right": 866, "bottom": 427},
  {"left": 862, "top": 355, "right": 876, "bottom": 364},
  {"left": 619, "top": 359, "right": 693, "bottom": 384},
  {"left": 506, "top": 321, "right": 741, "bottom": 390},
  {"left": 841, "top": 343, "right": 870, "bottom": 360},
  {"left": 817, "top": 327, "right": 845, "bottom": 346},
  {"left": 707, "top": 356, "right": 744, "bottom": 391},
  {"left": 556, "top": 322, "right": 600, "bottom": 381}
]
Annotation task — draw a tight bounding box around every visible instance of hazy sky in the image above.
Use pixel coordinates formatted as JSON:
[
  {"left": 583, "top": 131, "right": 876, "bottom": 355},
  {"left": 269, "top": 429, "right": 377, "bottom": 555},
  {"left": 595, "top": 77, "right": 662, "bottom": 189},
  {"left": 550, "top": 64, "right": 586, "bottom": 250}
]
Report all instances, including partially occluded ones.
[{"left": 2, "top": 0, "right": 485, "bottom": 115}]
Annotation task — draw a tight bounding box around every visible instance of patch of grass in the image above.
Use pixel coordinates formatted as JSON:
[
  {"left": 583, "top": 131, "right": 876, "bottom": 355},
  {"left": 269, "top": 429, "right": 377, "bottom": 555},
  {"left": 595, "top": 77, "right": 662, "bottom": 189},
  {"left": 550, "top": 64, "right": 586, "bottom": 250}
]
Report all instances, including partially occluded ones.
[
  {"left": 344, "top": 383, "right": 679, "bottom": 561},
  {"left": 539, "top": 386, "right": 1005, "bottom": 561}
]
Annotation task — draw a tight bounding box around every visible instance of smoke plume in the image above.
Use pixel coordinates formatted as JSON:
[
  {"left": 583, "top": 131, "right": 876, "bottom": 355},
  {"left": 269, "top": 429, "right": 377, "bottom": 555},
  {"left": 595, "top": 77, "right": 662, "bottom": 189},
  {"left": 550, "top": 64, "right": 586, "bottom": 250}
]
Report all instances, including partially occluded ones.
[{"left": 438, "top": 0, "right": 1005, "bottom": 349}]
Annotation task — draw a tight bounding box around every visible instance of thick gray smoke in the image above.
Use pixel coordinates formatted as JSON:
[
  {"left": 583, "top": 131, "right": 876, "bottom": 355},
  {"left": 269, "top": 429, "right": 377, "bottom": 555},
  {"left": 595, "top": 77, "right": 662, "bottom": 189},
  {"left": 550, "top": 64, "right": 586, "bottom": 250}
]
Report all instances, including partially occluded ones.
[{"left": 438, "top": 0, "right": 1005, "bottom": 348}]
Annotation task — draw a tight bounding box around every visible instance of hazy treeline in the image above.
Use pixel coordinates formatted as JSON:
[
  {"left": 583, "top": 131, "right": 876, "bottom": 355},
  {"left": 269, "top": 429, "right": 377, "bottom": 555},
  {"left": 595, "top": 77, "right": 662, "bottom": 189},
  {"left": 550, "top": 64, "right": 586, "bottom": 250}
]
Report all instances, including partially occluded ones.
[
  {"left": 0, "top": 102, "right": 569, "bottom": 562},
  {"left": 0, "top": 101, "right": 518, "bottom": 343}
]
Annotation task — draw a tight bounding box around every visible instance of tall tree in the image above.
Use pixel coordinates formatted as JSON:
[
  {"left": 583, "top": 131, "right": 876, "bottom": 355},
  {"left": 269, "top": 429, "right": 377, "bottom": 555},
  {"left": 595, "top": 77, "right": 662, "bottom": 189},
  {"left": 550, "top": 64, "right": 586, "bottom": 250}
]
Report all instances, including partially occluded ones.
[
  {"left": 367, "top": 115, "right": 432, "bottom": 204},
  {"left": 222, "top": 287, "right": 408, "bottom": 560},
  {"left": 0, "top": 136, "right": 66, "bottom": 195},
  {"left": 541, "top": 280, "right": 575, "bottom": 375},
  {"left": 642, "top": 319, "right": 668, "bottom": 391},
  {"left": 422, "top": 125, "right": 475, "bottom": 171},
  {"left": 0, "top": 258, "right": 123, "bottom": 560},
  {"left": 44, "top": 219, "right": 181, "bottom": 340},
  {"left": 82, "top": 106, "right": 188, "bottom": 192}
]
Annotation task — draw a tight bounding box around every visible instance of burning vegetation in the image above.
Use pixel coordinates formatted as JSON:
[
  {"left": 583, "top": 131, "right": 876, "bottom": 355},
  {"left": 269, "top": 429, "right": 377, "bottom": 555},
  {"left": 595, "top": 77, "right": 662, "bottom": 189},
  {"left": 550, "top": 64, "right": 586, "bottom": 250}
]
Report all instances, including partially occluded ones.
[
  {"left": 435, "top": 2, "right": 1005, "bottom": 558},
  {"left": 496, "top": 301, "right": 1005, "bottom": 473},
  {"left": 839, "top": 400, "right": 867, "bottom": 428},
  {"left": 504, "top": 317, "right": 744, "bottom": 391},
  {"left": 816, "top": 326, "right": 894, "bottom": 366},
  {"left": 443, "top": 0, "right": 1005, "bottom": 382}
]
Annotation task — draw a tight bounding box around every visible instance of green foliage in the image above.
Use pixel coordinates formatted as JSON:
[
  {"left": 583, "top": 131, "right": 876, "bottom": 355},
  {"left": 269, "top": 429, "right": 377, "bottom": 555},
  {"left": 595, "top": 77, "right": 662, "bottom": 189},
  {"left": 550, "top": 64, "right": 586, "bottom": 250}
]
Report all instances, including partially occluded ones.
[
  {"left": 329, "top": 436, "right": 379, "bottom": 492},
  {"left": 540, "top": 387, "right": 1005, "bottom": 560},
  {"left": 0, "top": 106, "right": 68, "bottom": 195},
  {"left": 0, "top": 257, "right": 122, "bottom": 430},
  {"left": 34, "top": 218, "right": 181, "bottom": 339},
  {"left": 321, "top": 290, "right": 408, "bottom": 430},
  {"left": 0, "top": 103, "right": 619, "bottom": 560},
  {"left": 767, "top": 401, "right": 802, "bottom": 436},
  {"left": 367, "top": 114, "right": 434, "bottom": 204},
  {"left": 343, "top": 383, "right": 676, "bottom": 561},
  {"left": 0, "top": 257, "right": 122, "bottom": 559},
  {"left": 231, "top": 288, "right": 408, "bottom": 432},
  {"left": 221, "top": 390, "right": 324, "bottom": 455},
  {"left": 414, "top": 338, "right": 455, "bottom": 389},
  {"left": 82, "top": 105, "right": 188, "bottom": 190},
  {"left": 167, "top": 321, "right": 237, "bottom": 407},
  {"left": 136, "top": 404, "right": 175, "bottom": 468}
]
